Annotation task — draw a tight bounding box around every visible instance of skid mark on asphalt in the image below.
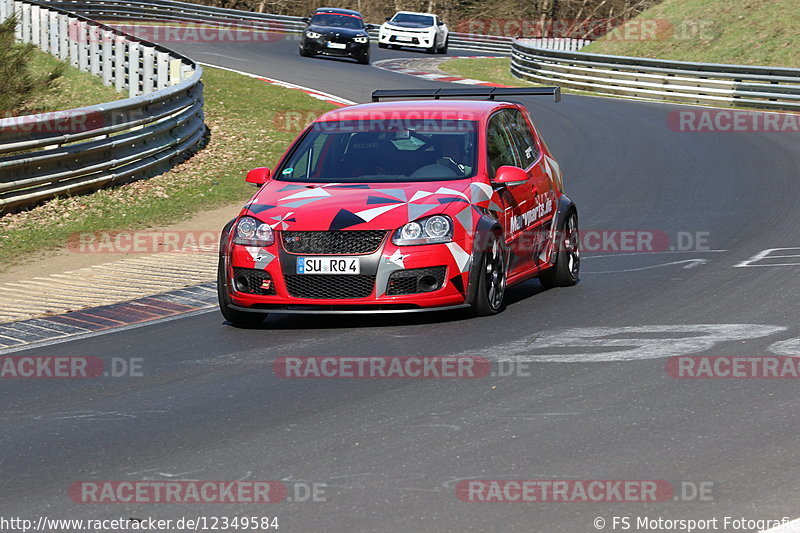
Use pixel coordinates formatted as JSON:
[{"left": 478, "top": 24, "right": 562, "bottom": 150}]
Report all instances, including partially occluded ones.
[
  {"left": 0, "top": 410, "right": 169, "bottom": 421},
  {"left": 373, "top": 56, "right": 507, "bottom": 87},
  {"left": 460, "top": 324, "right": 787, "bottom": 363}
]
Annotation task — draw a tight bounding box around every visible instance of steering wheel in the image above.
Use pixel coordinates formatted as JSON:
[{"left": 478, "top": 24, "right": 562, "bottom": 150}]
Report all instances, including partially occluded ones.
[{"left": 437, "top": 157, "right": 464, "bottom": 176}]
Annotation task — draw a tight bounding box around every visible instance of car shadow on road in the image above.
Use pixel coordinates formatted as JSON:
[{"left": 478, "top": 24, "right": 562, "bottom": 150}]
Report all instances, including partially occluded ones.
[{"left": 223, "top": 278, "right": 556, "bottom": 330}]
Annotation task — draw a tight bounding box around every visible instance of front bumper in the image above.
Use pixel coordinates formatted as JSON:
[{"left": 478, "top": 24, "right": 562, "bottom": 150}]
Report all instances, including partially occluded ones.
[
  {"left": 379, "top": 30, "right": 435, "bottom": 48},
  {"left": 225, "top": 232, "right": 471, "bottom": 312},
  {"left": 301, "top": 37, "right": 369, "bottom": 58}
]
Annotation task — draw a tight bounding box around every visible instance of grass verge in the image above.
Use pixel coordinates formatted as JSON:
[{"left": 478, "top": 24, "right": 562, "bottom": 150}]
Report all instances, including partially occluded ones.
[
  {"left": 0, "top": 66, "right": 336, "bottom": 271},
  {"left": 439, "top": 57, "right": 534, "bottom": 87},
  {"left": 22, "top": 48, "right": 124, "bottom": 112},
  {"left": 581, "top": 0, "right": 799, "bottom": 67}
]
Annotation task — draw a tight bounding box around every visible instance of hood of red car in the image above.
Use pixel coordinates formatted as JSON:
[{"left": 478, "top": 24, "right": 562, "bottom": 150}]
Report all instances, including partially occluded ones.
[{"left": 242, "top": 179, "right": 494, "bottom": 232}]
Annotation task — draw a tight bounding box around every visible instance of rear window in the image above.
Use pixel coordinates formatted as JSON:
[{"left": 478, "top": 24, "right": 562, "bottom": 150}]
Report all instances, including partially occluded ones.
[{"left": 277, "top": 119, "right": 479, "bottom": 183}]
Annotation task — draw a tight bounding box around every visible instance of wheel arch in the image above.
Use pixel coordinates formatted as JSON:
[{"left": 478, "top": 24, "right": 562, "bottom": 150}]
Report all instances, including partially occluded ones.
[{"left": 465, "top": 214, "right": 505, "bottom": 304}]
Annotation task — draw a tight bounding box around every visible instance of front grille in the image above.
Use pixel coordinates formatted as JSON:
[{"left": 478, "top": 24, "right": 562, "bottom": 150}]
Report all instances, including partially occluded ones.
[
  {"left": 326, "top": 34, "right": 350, "bottom": 44},
  {"left": 282, "top": 231, "right": 386, "bottom": 255},
  {"left": 232, "top": 268, "right": 276, "bottom": 296},
  {"left": 285, "top": 275, "right": 375, "bottom": 299},
  {"left": 386, "top": 267, "right": 447, "bottom": 295}
]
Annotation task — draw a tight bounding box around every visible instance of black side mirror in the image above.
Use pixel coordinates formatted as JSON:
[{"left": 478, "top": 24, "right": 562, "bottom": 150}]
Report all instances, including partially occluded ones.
[
  {"left": 365, "top": 24, "right": 374, "bottom": 31},
  {"left": 301, "top": 17, "right": 310, "bottom": 24},
  {"left": 385, "top": 17, "right": 391, "bottom": 21}
]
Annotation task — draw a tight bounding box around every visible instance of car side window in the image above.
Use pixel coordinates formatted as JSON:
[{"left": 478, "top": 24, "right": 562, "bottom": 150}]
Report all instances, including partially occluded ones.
[
  {"left": 486, "top": 112, "right": 521, "bottom": 178},
  {"left": 506, "top": 109, "right": 540, "bottom": 169}
]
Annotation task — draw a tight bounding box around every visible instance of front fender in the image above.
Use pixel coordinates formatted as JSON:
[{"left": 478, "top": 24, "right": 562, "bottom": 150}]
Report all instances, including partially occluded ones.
[
  {"left": 465, "top": 214, "right": 504, "bottom": 305},
  {"left": 544, "top": 194, "right": 577, "bottom": 265}
]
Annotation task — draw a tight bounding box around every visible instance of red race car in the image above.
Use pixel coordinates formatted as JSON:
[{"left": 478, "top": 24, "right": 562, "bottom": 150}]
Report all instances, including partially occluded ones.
[{"left": 217, "top": 87, "right": 579, "bottom": 326}]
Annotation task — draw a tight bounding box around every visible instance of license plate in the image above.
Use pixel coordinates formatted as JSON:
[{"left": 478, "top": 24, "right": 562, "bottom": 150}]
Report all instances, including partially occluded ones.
[
  {"left": 395, "top": 37, "right": 412, "bottom": 42},
  {"left": 297, "top": 257, "right": 360, "bottom": 274},
  {"left": 327, "top": 42, "right": 346, "bottom": 49}
]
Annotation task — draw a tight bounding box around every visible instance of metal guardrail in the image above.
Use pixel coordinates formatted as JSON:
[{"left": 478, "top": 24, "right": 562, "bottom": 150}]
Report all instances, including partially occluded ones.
[
  {"left": 0, "top": 0, "right": 206, "bottom": 212},
  {"left": 39, "top": 0, "right": 591, "bottom": 54},
  {"left": 511, "top": 40, "right": 800, "bottom": 110}
]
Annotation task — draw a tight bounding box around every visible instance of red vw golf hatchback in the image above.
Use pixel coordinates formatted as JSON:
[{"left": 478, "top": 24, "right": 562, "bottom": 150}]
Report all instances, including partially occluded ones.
[{"left": 218, "top": 87, "right": 579, "bottom": 326}]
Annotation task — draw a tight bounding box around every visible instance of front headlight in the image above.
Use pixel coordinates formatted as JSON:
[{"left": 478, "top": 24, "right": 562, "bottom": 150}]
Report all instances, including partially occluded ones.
[
  {"left": 392, "top": 215, "right": 453, "bottom": 246},
  {"left": 306, "top": 31, "right": 322, "bottom": 39},
  {"left": 233, "top": 216, "right": 274, "bottom": 247},
  {"left": 354, "top": 36, "right": 368, "bottom": 43}
]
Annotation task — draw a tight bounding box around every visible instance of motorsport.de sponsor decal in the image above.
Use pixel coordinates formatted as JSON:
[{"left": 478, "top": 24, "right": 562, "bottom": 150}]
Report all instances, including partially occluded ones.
[{"left": 510, "top": 198, "right": 553, "bottom": 233}]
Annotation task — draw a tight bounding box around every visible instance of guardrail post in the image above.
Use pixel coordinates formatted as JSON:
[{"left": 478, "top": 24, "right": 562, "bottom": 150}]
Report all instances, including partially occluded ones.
[
  {"left": 0, "top": 0, "right": 9, "bottom": 22},
  {"left": 88, "top": 23, "right": 100, "bottom": 76},
  {"left": 114, "top": 34, "right": 126, "bottom": 92},
  {"left": 128, "top": 41, "right": 140, "bottom": 97},
  {"left": 29, "top": 3, "right": 38, "bottom": 45},
  {"left": 68, "top": 16, "right": 79, "bottom": 67},
  {"left": 21, "top": 3, "right": 31, "bottom": 43},
  {"left": 38, "top": 6, "right": 48, "bottom": 52},
  {"left": 48, "top": 10, "right": 58, "bottom": 56},
  {"left": 13, "top": 1, "right": 22, "bottom": 40},
  {"left": 77, "top": 21, "right": 88, "bottom": 71},
  {"left": 156, "top": 51, "right": 169, "bottom": 89},
  {"left": 169, "top": 58, "right": 182, "bottom": 85},
  {"left": 101, "top": 29, "right": 113, "bottom": 86},
  {"left": 142, "top": 45, "right": 155, "bottom": 93},
  {"left": 58, "top": 13, "right": 68, "bottom": 60}
]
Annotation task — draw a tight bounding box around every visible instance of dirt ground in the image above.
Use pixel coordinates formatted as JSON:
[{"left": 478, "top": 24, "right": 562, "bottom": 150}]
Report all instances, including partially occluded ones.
[{"left": 0, "top": 201, "right": 243, "bottom": 284}]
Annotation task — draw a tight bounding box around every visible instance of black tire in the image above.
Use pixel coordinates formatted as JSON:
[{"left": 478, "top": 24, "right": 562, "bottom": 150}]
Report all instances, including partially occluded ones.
[
  {"left": 357, "top": 53, "right": 370, "bottom": 65},
  {"left": 426, "top": 37, "right": 437, "bottom": 54},
  {"left": 217, "top": 258, "right": 267, "bottom": 328},
  {"left": 299, "top": 46, "right": 310, "bottom": 57},
  {"left": 468, "top": 232, "right": 507, "bottom": 316},
  {"left": 378, "top": 42, "right": 388, "bottom": 49},
  {"left": 438, "top": 36, "right": 448, "bottom": 54},
  {"left": 539, "top": 210, "right": 580, "bottom": 288}
]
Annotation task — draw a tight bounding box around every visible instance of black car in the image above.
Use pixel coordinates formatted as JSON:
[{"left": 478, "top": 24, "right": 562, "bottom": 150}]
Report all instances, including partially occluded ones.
[{"left": 299, "top": 8, "right": 373, "bottom": 64}]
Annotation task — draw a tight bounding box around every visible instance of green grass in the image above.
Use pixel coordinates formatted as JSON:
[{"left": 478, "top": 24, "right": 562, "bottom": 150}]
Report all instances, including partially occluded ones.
[
  {"left": 582, "top": 0, "right": 799, "bottom": 67},
  {"left": 0, "top": 66, "right": 336, "bottom": 270},
  {"left": 22, "top": 48, "right": 124, "bottom": 112},
  {"left": 439, "top": 57, "right": 535, "bottom": 87}
]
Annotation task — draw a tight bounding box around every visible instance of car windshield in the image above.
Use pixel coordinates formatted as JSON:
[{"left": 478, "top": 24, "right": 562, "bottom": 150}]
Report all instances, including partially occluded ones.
[
  {"left": 391, "top": 13, "right": 435, "bottom": 26},
  {"left": 277, "top": 119, "right": 479, "bottom": 183},
  {"left": 310, "top": 13, "right": 364, "bottom": 29}
]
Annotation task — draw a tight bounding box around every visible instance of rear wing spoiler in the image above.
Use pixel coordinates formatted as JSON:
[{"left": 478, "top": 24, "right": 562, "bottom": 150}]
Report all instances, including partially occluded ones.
[{"left": 371, "top": 87, "right": 561, "bottom": 103}]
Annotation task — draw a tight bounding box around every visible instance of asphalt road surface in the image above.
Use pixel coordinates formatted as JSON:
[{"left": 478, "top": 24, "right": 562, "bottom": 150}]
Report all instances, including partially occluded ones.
[{"left": 3, "top": 31, "right": 800, "bottom": 533}]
